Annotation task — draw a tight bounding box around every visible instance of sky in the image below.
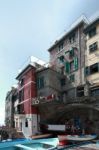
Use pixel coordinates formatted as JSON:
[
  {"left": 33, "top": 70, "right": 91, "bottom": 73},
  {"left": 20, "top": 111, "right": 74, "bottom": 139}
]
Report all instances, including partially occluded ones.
[{"left": 0, "top": 0, "right": 99, "bottom": 125}]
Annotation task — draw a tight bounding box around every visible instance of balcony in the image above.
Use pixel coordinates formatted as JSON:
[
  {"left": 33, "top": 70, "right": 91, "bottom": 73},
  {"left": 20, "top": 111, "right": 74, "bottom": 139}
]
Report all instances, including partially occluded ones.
[
  {"left": 32, "top": 95, "right": 99, "bottom": 106},
  {"left": 32, "top": 94, "right": 61, "bottom": 106}
]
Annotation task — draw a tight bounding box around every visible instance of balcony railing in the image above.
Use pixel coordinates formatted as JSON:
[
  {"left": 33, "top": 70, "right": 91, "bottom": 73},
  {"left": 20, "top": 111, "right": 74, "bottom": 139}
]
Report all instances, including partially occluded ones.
[
  {"left": 32, "top": 95, "right": 99, "bottom": 106},
  {"left": 32, "top": 94, "right": 56, "bottom": 105}
]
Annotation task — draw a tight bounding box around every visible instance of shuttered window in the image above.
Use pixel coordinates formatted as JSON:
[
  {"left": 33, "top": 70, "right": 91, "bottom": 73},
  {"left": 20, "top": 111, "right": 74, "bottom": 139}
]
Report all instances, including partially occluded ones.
[
  {"left": 74, "top": 57, "right": 78, "bottom": 70},
  {"left": 69, "top": 48, "right": 74, "bottom": 57},
  {"left": 65, "top": 62, "right": 70, "bottom": 73}
]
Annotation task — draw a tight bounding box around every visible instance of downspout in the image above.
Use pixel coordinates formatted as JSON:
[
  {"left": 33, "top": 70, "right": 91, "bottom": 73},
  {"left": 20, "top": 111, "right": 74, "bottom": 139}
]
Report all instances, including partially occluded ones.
[
  {"left": 84, "top": 31, "right": 88, "bottom": 96},
  {"left": 83, "top": 24, "right": 89, "bottom": 96},
  {"left": 78, "top": 26, "right": 82, "bottom": 85}
]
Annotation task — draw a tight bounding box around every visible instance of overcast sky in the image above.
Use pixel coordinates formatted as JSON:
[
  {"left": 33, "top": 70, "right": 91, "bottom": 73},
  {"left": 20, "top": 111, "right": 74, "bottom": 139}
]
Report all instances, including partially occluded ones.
[{"left": 0, "top": 0, "right": 99, "bottom": 124}]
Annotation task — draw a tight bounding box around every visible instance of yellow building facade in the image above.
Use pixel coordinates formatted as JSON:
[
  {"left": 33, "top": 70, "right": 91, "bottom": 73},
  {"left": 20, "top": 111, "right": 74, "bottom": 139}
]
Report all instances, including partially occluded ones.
[{"left": 85, "top": 18, "right": 99, "bottom": 95}]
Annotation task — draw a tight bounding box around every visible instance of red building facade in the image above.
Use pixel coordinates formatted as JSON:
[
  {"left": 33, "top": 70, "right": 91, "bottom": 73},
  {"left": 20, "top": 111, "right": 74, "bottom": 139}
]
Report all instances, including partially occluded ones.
[{"left": 15, "top": 64, "right": 40, "bottom": 137}]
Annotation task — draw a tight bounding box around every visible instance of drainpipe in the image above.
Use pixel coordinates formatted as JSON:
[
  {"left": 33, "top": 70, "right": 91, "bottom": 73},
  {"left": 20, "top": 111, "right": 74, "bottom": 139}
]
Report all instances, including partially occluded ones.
[
  {"left": 78, "top": 26, "right": 82, "bottom": 85},
  {"left": 84, "top": 32, "right": 88, "bottom": 96},
  {"left": 84, "top": 30, "right": 90, "bottom": 96}
]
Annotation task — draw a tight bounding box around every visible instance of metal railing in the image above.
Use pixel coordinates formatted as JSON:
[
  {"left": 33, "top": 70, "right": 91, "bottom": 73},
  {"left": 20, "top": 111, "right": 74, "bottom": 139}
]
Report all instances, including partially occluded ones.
[{"left": 32, "top": 95, "right": 99, "bottom": 106}]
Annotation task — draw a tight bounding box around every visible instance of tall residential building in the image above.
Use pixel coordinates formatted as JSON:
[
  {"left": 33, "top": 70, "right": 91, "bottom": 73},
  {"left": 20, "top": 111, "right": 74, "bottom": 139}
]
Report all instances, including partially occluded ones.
[
  {"left": 84, "top": 17, "right": 99, "bottom": 96},
  {"left": 48, "top": 16, "right": 88, "bottom": 99},
  {"left": 31, "top": 16, "right": 91, "bottom": 126}
]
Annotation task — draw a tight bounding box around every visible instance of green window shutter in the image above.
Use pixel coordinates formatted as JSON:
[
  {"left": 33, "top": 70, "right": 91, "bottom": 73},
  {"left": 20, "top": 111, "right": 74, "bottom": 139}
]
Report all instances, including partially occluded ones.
[
  {"left": 74, "top": 57, "right": 78, "bottom": 70},
  {"left": 65, "top": 62, "right": 70, "bottom": 73}
]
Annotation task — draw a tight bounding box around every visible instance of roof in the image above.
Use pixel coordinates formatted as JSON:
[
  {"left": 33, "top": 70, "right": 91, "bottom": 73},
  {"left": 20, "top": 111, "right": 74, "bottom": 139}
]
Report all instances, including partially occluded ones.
[
  {"left": 48, "top": 15, "right": 88, "bottom": 52},
  {"left": 16, "top": 56, "right": 47, "bottom": 80},
  {"left": 36, "top": 66, "right": 63, "bottom": 77},
  {"left": 36, "top": 67, "right": 50, "bottom": 73},
  {"left": 16, "top": 64, "right": 34, "bottom": 80},
  {"left": 84, "top": 17, "right": 99, "bottom": 33}
]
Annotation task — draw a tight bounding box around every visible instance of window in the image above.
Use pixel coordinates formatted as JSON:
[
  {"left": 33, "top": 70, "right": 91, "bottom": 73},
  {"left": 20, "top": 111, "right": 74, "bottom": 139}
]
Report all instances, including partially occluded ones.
[
  {"left": 37, "top": 77, "right": 44, "bottom": 89},
  {"left": 90, "top": 63, "right": 98, "bottom": 74},
  {"left": 17, "top": 105, "right": 20, "bottom": 114},
  {"left": 20, "top": 122, "right": 22, "bottom": 131},
  {"left": 25, "top": 119, "right": 28, "bottom": 127},
  {"left": 61, "top": 78, "right": 66, "bottom": 86},
  {"left": 85, "top": 63, "right": 99, "bottom": 76},
  {"left": 58, "top": 42, "right": 64, "bottom": 51},
  {"left": 89, "top": 42, "right": 98, "bottom": 53},
  {"left": 69, "top": 48, "right": 74, "bottom": 57},
  {"left": 19, "top": 89, "right": 24, "bottom": 102},
  {"left": 60, "top": 66, "right": 65, "bottom": 75},
  {"left": 20, "top": 78, "right": 24, "bottom": 86},
  {"left": 70, "top": 61, "right": 74, "bottom": 72},
  {"left": 20, "top": 104, "right": 24, "bottom": 114},
  {"left": 85, "top": 67, "right": 89, "bottom": 76},
  {"left": 69, "top": 33, "right": 75, "bottom": 43},
  {"left": 16, "top": 104, "right": 24, "bottom": 114},
  {"left": 65, "top": 57, "right": 79, "bottom": 73},
  {"left": 16, "top": 121, "right": 18, "bottom": 128},
  {"left": 88, "top": 27, "right": 96, "bottom": 38},
  {"left": 69, "top": 74, "right": 75, "bottom": 82},
  {"left": 77, "top": 86, "right": 84, "bottom": 97},
  {"left": 58, "top": 55, "right": 64, "bottom": 63},
  {"left": 91, "top": 87, "right": 99, "bottom": 96}
]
